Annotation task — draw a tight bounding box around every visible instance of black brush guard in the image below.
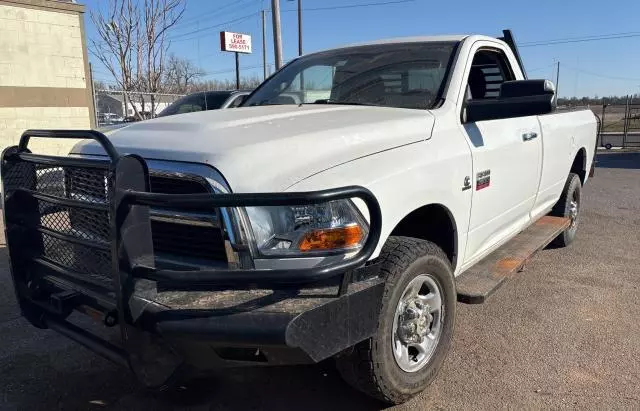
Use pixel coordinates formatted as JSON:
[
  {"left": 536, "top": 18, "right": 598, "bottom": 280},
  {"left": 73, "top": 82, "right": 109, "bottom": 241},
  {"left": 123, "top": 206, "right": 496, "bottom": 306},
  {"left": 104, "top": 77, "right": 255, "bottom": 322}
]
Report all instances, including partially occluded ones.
[{"left": 1, "top": 130, "right": 384, "bottom": 386}]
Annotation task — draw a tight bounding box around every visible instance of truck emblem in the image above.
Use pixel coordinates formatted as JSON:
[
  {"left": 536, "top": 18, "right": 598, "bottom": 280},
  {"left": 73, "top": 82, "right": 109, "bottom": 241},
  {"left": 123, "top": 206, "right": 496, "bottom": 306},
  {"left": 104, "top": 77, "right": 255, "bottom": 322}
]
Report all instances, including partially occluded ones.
[
  {"left": 476, "top": 170, "right": 491, "bottom": 190},
  {"left": 462, "top": 176, "right": 471, "bottom": 191}
]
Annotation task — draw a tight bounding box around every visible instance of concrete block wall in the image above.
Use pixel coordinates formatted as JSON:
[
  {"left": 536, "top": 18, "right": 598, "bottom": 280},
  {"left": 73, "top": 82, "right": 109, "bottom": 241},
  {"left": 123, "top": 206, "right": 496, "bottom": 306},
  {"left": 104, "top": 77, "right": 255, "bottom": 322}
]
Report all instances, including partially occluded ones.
[{"left": 0, "top": 1, "right": 93, "bottom": 156}]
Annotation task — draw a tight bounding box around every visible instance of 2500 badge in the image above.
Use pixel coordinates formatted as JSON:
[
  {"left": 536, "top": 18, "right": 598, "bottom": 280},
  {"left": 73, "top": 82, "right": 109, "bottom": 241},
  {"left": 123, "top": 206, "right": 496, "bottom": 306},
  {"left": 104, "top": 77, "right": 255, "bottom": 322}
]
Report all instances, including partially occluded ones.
[{"left": 476, "top": 169, "right": 491, "bottom": 190}]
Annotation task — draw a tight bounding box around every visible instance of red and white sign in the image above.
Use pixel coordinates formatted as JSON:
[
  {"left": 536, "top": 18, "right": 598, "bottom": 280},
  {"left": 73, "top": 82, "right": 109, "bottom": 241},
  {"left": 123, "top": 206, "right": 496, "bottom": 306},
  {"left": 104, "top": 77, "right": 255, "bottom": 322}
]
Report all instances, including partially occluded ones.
[{"left": 220, "top": 31, "right": 252, "bottom": 54}]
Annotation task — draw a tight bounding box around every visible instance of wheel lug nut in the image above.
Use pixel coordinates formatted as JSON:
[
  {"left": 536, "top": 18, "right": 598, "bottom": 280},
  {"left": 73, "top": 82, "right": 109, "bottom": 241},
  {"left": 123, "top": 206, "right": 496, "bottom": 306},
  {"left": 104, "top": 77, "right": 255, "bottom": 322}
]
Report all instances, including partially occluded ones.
[{"left": 405, "top": 307, "right": 419, "bottom": 319}]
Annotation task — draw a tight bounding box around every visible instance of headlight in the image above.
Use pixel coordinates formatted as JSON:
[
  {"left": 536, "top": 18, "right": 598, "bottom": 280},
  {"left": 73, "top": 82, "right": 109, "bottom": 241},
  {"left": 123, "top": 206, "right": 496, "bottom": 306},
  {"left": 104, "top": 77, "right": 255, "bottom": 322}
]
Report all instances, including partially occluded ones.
[{"left": 245, "top": 199, "right": 369, "bottom": 257}]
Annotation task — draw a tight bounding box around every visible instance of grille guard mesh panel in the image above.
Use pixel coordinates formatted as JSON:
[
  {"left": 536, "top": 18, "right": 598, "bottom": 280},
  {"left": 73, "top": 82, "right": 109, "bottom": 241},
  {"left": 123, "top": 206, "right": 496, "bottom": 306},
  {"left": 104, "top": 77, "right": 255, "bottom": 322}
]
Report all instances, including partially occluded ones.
[
  {"left": 41, "top": 232, "right": 113, "bottom": 287},
  {"left": 2, "top": 159, "right": 114, "bottom": 289}
]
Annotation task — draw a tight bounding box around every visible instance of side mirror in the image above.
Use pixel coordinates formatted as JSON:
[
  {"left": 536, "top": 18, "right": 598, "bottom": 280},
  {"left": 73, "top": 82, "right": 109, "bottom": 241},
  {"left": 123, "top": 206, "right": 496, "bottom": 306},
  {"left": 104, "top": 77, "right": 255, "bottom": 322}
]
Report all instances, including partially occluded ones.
[{"left": 465, "top": 79, "right": 556, "bottom": 122}]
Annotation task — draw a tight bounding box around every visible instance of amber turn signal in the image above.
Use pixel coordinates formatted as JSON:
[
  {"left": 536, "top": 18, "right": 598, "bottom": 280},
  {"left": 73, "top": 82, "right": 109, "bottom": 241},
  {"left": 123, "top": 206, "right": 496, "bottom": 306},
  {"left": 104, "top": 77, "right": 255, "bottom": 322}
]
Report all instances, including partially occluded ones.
[{"left": 298, "top": 225, "right": 364, "bottom": 252}]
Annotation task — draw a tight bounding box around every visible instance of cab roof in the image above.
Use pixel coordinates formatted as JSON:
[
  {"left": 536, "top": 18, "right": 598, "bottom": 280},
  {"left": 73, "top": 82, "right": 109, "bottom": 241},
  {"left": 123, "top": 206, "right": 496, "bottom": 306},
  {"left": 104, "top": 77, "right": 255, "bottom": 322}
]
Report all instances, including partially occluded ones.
[{"left": 306, "top": 35, "right": 502, "bottom": 56}]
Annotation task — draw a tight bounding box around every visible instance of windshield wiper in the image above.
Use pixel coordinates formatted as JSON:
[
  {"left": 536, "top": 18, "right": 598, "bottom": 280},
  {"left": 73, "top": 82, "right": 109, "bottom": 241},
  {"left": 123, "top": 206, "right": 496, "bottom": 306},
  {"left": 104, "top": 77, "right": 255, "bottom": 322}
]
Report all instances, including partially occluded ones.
[{"left": 311, "top": 99, "right": 381, "bottom": 107}]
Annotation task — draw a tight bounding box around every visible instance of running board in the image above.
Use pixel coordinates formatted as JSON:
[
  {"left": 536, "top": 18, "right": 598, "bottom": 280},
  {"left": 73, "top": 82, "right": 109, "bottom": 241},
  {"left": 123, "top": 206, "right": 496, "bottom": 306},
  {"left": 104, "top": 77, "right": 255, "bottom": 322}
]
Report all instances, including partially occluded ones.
[{"left": 456, "top": 216, "right": 571, "bottom": 304}]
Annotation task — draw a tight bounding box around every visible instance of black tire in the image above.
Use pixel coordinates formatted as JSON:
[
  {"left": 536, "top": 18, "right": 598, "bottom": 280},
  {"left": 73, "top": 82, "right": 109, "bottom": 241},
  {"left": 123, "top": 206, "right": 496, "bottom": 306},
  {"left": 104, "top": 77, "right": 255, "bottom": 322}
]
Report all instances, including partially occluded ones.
[
  {"left": 550, "top": 173, "right": 582, "bottom": 247},
  {"left": 335, "top": 237, "right": 456, "bottom": 404}
]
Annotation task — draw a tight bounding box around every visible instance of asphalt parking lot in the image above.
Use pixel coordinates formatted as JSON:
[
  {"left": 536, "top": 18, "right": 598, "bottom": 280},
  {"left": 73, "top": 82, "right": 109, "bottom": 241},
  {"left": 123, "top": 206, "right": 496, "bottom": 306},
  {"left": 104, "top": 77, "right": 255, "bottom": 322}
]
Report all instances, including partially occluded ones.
[{"left": 0, "top": 152, "right": 639, "bottom": 410}]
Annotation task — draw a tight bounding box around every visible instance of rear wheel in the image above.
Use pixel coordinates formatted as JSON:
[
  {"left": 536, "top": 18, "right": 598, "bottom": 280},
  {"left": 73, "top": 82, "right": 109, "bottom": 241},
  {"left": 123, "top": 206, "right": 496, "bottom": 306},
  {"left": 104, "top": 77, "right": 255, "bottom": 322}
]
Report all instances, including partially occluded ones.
[
  {"left": 550, "top": 173, "right": 582, "bottom": 247},
  {"left": 335, "top": 237, "right": 456, "bottom": 404}
]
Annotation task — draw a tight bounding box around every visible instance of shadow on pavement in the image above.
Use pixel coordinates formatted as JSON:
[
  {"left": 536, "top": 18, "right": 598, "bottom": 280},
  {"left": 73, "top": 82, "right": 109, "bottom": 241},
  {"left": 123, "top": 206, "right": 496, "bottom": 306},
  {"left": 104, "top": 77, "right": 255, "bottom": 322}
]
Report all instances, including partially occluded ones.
[
  {"left": 595, "top": 152, "right": 640, "bottom": 169},
  {"left": 7, "top": 356, "right": 385, "bottom": 410},
  {"left": 150, "top": 364, "right": 386, "bottom": 411},
  {"left": 0, "top": 248, "right": 19, "bottom": 320}
]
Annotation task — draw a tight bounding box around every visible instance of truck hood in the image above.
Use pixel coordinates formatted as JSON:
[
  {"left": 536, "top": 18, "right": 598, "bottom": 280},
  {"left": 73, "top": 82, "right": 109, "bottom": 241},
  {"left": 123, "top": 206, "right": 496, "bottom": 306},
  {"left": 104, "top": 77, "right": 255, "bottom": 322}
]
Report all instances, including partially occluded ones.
[{"left": 72, "top": 105, "right": 435, "bottom": 192}]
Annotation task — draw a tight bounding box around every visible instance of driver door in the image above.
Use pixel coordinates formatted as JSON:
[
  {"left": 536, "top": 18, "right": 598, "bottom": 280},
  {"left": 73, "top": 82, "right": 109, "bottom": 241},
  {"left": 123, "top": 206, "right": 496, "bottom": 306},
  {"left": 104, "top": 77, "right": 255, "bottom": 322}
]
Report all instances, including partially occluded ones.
[{"left": 461, "top": 47, "right": 543, "bottom": 266}]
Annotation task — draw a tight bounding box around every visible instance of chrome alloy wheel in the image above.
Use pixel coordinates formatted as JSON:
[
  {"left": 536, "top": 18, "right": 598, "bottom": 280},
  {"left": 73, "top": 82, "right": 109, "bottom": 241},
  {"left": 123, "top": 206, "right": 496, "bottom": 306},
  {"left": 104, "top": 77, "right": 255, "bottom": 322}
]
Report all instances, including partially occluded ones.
[
  {"left": 391, "top": 274, "right": 444, "bottom": 373},
  {"left": 569, "top": 191, "right": 580, "bottom": 228}
]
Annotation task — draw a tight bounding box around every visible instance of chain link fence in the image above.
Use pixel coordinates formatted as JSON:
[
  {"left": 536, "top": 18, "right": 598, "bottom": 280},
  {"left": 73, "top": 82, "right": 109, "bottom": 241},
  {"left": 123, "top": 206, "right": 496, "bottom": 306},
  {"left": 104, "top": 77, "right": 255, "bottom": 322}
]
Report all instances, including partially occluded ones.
[{"left": 94, "top": 90, "right": 185, "bottom": 127}]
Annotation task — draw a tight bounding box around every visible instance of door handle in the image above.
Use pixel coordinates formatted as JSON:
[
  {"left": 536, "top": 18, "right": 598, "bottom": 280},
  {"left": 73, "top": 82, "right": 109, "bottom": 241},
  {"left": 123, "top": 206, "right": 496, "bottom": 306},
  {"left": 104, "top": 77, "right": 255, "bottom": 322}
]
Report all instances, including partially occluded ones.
[{"left": 522, "top": 132, "right": 538, "bottom": 141}]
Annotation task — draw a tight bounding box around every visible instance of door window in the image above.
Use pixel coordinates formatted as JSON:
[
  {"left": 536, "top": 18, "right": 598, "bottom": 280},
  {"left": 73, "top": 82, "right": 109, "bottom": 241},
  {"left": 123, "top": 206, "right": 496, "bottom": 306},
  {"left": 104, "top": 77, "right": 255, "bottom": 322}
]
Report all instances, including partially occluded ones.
[{"left": 466, "top": 49, "right": 515, "bottom": 100}]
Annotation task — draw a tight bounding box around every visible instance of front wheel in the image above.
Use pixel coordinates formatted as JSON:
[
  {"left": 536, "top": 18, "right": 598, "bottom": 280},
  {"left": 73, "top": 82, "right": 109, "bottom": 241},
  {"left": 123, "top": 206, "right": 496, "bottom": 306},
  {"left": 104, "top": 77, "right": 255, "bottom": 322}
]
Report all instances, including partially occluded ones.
[{"left": 335, "top": 237, "right": 456, "bottom": 404}]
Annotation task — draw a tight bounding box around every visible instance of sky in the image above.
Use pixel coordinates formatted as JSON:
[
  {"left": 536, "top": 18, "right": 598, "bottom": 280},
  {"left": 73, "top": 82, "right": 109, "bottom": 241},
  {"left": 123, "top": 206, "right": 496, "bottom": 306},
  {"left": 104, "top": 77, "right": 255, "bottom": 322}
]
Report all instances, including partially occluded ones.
[{"left": 84, "top": 0, "right": 640, "bottom": 98}]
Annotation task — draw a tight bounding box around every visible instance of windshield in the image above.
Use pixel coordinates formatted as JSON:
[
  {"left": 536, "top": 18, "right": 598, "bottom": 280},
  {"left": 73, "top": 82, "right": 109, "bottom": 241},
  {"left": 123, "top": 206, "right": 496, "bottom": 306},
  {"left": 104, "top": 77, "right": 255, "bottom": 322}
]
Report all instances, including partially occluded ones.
[
  {"left": 244, "top": 42, "right": 458, "bottom": 110},
  {"left": 157, "top": 92, "right": 231, "bottom": 117}
]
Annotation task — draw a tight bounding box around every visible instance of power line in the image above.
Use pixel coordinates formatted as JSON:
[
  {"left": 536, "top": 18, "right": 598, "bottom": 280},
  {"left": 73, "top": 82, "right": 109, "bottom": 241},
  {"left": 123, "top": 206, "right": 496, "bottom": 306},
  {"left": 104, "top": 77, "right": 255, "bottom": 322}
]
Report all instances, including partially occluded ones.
[
  {"left": 281, "top": 0, "right": 416, "bottom": 12},
  {"left": 202, "top": 57, "right": 296, "bottom": 76},
  {"left": 561, "top": 64, "right": 640, "bottom": 82},
  {"left": 175, "top": 0, "right": 255, "bottom": 26},
  {"left": 204, "top": 63, "right": 264, "bottom": 76},
  {"left": 168, "top": 13, "right": 258, "bottom": 42},
  {"left": 171, "top": 0, "right": 417, "bottom": 43},
  {"left": 527, "top": 63, "right": 557, "bottom": 72},
  {"left": 521, "top": 31, "right": 640, "bottom": 47},
  {"left": 172, "top": 0, "right": 260, "bottom": 32}
]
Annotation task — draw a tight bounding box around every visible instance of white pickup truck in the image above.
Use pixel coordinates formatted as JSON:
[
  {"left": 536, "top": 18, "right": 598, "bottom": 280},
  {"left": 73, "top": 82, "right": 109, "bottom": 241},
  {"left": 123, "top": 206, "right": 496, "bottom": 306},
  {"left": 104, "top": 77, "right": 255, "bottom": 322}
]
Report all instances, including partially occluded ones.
[{"left": 2, "top": 31, "right": 597, "bottom": 404}]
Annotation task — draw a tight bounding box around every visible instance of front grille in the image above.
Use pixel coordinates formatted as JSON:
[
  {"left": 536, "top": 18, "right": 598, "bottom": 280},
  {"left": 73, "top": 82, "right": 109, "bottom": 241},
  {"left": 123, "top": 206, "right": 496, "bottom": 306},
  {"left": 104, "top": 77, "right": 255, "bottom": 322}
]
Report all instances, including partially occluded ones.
[
  {"left": 151, "top": 220, "right": 227, "bottom": 260},
  {"left": 149, "top": 173, "right": 211, "bottom": 195},
  {"left": 148, "top": 172, "right": 228, "bottom": 264}
]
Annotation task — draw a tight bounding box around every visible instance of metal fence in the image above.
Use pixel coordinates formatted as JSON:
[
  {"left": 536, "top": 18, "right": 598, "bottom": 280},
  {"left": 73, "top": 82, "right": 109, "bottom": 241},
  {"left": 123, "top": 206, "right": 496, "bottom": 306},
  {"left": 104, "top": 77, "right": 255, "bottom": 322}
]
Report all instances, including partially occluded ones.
[
  {"left": 94, "top": 90, "right": 185, "bottom": 127},
  {"left": 598, "top": 97, "right": 640, "bottom": 149}
]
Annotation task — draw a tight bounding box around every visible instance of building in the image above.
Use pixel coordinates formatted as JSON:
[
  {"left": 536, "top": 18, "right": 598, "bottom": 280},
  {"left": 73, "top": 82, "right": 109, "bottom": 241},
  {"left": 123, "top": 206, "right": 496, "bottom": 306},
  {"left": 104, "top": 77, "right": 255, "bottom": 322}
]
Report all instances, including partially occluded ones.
[{"left": 0, "top": 0, "right": 94, "bottom": 156}]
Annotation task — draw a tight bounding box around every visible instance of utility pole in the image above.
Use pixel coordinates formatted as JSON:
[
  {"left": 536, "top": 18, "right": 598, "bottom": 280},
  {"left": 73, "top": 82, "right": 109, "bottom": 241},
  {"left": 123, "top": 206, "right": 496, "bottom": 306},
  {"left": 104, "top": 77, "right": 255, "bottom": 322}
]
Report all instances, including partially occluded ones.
[
  {"left": 89, "top": 63, "right": 98, "bottom": 128},
  {"left": 262, "top": 10, "right": 268, "bottom": 80},
  {"left": 623, "top": 94, "right": 631, "bottom": 147},
  {"left": 235, "top": 52, "right": 240, "bottom": 90},
  {"left": 600, "top": 98, "right": 607, "bottom": 147},
  {"left": 271, "top": 0, "right": 283, "bottom": 70},
  {"left": 555, "top": 61, "right": 560, "bottom": 105},
  {"left": 297, "top": 0, "right": 302, "bottom": 56},
  {"left": 287, "top": 0, "right": 303, "bottom": 55}
]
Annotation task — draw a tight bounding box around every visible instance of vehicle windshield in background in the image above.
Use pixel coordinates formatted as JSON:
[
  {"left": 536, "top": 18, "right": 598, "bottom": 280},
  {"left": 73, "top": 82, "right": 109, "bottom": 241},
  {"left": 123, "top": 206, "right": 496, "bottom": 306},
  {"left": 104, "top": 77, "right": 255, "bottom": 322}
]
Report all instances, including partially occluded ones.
[
  {"left": 244, "top": 42, "right": 458, "bottom": 110},
  {"left": 157, "top": 91, "right": 232, "bottom": 117}
]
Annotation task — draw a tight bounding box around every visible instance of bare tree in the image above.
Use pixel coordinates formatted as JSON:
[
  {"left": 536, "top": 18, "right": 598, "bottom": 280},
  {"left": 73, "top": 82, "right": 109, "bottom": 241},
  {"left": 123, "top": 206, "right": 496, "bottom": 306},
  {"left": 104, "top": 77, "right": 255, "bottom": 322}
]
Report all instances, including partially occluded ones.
[
  {"left": 191, "top": 76, "right": 263, "bottom": 92},
  {"left": 164, "top": 55, "right": 204, "bottom": 93},
  {"left": 90, "top": 0, "right": 141, "bottom": 118},
  {"left": 90, "top": 0, "right": 185, "bottom": 119},
  {"left": 141, "top": 0, "right": 185, "bottom": 115}
]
